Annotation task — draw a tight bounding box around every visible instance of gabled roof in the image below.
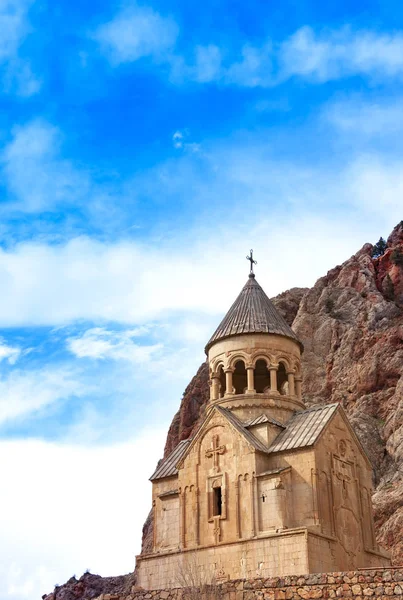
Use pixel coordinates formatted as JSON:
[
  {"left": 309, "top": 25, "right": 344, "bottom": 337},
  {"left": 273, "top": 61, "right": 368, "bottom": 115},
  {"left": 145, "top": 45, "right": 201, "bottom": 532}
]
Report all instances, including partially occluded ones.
[
  {"left": 215, "top": 406, "right": 271, "bottom": 454},
  {"left": 150, "top": 439, "right": 191, "bottom": 481},
  {"left": 267, "top": 403, "right": 339, "bottom": 453},
  {"left": 245, "top": 414, "right": 285, "bottom": 429},
  {"left": 205, "top": 273, "right": 302, "bottom": 352},
  {"left": 150, "top": 403, "right": 343, "bottom": 482}
]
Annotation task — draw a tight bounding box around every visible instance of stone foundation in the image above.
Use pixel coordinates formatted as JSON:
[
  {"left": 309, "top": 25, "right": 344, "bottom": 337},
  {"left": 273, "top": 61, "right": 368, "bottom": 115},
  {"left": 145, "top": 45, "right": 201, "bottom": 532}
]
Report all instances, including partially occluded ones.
[
  {"left": 136, "top": 529, "right": 390, "bottom": 590},
  {"left": 94, "top": 568, "right": 403, "bottom": 600}
]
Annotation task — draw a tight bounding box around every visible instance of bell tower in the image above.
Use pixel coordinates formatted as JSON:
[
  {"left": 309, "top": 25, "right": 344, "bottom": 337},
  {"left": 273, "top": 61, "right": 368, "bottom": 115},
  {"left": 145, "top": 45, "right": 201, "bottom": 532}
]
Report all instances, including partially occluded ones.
[
  {"left": 205, "top": 251, "right": 304, "bottom": 424},
  {"left": 137, "top": 250, "right": 391, "bottom": 590}
]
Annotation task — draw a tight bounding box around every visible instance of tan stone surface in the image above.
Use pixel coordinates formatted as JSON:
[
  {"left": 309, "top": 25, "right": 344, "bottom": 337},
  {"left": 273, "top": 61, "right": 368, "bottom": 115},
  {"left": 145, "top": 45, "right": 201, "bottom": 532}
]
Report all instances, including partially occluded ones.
[
  {"left": 139, "top": 268, "right": 390, "bottom": 590},
  {"left": 143, "top": 223, "right": 403, "bottom": 568}
]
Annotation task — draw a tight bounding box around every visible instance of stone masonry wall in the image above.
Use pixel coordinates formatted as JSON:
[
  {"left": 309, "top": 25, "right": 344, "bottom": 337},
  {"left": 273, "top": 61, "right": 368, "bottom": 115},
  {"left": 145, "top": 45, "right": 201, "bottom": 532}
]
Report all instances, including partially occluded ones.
[{"left": 94, "top": 568, "right": 403, "bottom": 600}]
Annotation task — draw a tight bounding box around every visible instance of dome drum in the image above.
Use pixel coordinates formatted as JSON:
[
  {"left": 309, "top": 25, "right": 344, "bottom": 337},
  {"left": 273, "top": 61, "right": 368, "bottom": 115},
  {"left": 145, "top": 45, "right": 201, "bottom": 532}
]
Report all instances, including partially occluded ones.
[{"left": 208, "top": 333, "right": 303, "bottom": 409}]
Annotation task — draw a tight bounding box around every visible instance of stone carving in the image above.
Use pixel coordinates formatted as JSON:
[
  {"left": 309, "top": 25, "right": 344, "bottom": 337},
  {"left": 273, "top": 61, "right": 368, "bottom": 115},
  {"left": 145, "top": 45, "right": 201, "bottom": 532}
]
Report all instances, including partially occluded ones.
[
  {"left": 205, "top": 435, "right": 225, "bottom": 471},
  {"left": 138, "top": 265, "right": 390, "bottom": 589}
]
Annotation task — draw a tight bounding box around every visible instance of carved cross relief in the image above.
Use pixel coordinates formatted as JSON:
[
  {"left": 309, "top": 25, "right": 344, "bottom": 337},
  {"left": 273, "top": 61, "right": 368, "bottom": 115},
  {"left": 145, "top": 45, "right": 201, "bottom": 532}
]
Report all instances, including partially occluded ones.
[
  {"left": 205, "top": 434, "right": 225, "bottom": 471},
  {"left": 334, "top": 452, "right": 354, "bottom": 505}
]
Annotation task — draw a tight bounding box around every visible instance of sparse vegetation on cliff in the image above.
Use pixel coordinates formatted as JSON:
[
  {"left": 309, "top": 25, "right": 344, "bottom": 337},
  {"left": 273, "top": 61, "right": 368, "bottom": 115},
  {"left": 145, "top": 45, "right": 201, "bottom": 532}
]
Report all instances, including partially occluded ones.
[{"left": 372, "top": 237, "right": 388, "bottom": 258}]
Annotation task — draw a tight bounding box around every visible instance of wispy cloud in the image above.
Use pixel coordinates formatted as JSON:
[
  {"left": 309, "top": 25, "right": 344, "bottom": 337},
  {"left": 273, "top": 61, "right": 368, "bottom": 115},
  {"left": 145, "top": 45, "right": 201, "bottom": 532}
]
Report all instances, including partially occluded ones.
[
  {"left": 92, "top": 3, "right": 178, "bottom": 65},
  {"left": 67, "top": 327, "right": 162, "bottom": 363},
  {"left": 0, "top": 339, "right": 21, "bottom": 364},
  {"left": 0, "top": 366, "right": 86, "bottom": 424},
  {"left": 280, "top": 26, "right": 403, "bottom": 82},
  {"left": 324, "top": 97, "right": 403, "bottom": 135},
  {"left": 0, "top": 0, "right": 41, "bottom": 95},
  {"left": 191, "top": 26, "right": 403, "bottom": 86},
  {"left": 172, "top": 129, "right": 200, "bottom": 152},
  {"left": 2, "top": 120, "right": 90, "bottom": 212},
  {"left": 93, "top": 14, "right": 403, "bottom": 88}
]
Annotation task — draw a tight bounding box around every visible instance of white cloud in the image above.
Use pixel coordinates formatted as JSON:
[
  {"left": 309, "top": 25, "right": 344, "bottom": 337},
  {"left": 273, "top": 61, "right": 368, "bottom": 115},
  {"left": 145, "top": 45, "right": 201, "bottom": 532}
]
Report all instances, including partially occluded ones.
[
  {"left": 67, "top": 327, "right": 163, "bottom": 363},
  {"left": 0, "top": 0, "right": 30, "bottom": 60},
  {"left": 93, "top": 3, "right": 178, "bottom": 65},
  {"left": 192, "top": 44, "right": 222, "bottom": 83},
  {"left": 172, "top": 130, "right": 184, "bottom": 148},
  {"left": 1, "top": 119, "right": 90, "bottom": 212},
  {"left": 224, "top": 43, "right": 273, "bottom": 87},
  {"left": 0, "top": 0, "right": 40, "bottom": 96},
  {"left": 0, "top": 220, "right": 382, "bottom": 329},
  {"left": 172, "top": 129, "right": 200, "bottom": 152},
  {"left": 0, "top": 367, "right": 86, "bottom": 424},
  {"left": 220, "top": 26, "right": 403, "bottom": 86},
  {"left": 346, "top": 155, "right": 403, "bottom": 216},
  {"left": 3, "top": 57, "right": 41, "bottom": 96},
  {"left": 324, "top": 97, "right": 403, "bottom": 135},
  {"left": 93, "top": 16, "right": 403, "bottom": 87},
  {"left": 280, "top": 26, "right": 403, "bottom": 82},
  {"left": 0, "top": 431, "right": 166, "bottom": 599},
  {"left": 0, "top": 339, "right": 20, "bottom": 364},
  {"left": 0, "top": 129, "right": 400, "bottom": 329}
]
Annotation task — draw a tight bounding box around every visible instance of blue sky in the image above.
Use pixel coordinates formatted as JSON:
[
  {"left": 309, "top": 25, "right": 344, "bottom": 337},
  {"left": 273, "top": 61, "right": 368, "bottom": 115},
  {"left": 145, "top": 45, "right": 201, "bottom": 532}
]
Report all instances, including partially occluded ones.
[{"left": 1, "top": 1, "right": 403, "bottom": 598}]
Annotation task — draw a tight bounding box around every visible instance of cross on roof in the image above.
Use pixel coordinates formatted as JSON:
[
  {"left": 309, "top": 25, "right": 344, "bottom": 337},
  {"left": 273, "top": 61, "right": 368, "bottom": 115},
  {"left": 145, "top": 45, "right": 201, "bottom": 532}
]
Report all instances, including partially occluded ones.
[{"left": 246, "top": 249, "right": 257, "bottom": 274}]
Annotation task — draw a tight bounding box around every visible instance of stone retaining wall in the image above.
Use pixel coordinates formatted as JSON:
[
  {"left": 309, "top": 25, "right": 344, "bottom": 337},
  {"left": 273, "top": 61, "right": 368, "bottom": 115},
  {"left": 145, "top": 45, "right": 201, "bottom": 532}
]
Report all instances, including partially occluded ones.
[{"left": 94, "top": 568, "right": 403, "bottom": 600}]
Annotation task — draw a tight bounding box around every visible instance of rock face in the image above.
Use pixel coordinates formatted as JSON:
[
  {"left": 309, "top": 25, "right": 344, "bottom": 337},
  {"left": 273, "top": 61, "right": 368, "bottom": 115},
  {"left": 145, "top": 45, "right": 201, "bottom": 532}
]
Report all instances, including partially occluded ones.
[
  {"left": 142, "top": 222, "right": 403, "bottom": 564},
  {"left": 164, "top": 362, "right": 210, "bottom": 457},
  {"left": 45, "top": 223, "right": 403, "bottom": 599},
  {"left": 291, "top": 222, "right": 403, "bottom": 565},
  {"left": 42, "top": 572, "right": 136, "bottom": 600}
]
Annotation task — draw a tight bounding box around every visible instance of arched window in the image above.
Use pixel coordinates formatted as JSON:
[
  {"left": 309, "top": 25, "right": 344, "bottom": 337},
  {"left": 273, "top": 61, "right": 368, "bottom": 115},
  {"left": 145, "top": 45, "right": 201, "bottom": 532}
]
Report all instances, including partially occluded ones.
[
  {"left": 233, "top": 360, "right": 247, "bottom": 395},
  {"left": 255, "top": 359, "right": 270, "bottom": 393},
  {"left": 278, "top": 362, "right": 288, "bottom": 395},
  {"left": 218, "top": 365, "right": 226, "bottom": 398}
]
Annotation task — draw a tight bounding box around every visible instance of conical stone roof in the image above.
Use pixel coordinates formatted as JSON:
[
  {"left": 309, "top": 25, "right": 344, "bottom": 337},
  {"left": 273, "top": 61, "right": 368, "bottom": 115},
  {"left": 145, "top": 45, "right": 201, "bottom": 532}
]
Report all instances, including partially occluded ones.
[{"left": 205, "top": 273, "right": 302, "bottom": 352}]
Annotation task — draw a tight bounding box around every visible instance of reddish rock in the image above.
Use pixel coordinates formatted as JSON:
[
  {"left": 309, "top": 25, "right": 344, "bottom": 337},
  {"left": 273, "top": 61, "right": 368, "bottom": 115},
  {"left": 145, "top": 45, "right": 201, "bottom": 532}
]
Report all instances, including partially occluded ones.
[
  {"left": 47, "top": 223, "right": 403, "bottom": 599},
  {"left": 42, "top": 572, "right": 135, "bottom": 600},
  {"left": 164, "top": 362, "right": 209, "bottom": 458},
  {"left": 271, "top": 287, "right": 308, "bottom": 327},
  {"left": 143, "top": 221, "right": 403, "bottom": 564}
]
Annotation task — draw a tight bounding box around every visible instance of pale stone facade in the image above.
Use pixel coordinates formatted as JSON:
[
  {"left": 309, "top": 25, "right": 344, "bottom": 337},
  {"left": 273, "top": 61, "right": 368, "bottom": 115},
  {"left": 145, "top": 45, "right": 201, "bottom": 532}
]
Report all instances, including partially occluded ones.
[{"left": 136, "top": 272, "right": 390, "bottom": 589}]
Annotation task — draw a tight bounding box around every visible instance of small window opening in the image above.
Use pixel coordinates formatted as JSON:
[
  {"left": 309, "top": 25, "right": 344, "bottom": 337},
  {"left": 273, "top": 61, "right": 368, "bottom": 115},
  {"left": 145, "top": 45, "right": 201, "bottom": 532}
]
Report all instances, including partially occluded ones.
[
  {"left": 255, "top": 359, "right": 270, "bottom": 393},
  {"left": 233, "top": 360, "right": 247, "bottom": 395},
  {"left": 218, "top": 366, "right": 226, "bottom": 398},
  {"left": 278, "top": 362, "right": 288, "bottom": 395},
  {"left": 213, "top": 486, "right": 222, "bottom": 516}
]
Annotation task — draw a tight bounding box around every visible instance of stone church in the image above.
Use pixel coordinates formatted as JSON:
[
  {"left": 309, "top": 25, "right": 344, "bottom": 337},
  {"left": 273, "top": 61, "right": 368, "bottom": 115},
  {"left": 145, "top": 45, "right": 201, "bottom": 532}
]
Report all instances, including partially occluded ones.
[{"left": 136, "top": 261, "right": 390, "bottom": 589}]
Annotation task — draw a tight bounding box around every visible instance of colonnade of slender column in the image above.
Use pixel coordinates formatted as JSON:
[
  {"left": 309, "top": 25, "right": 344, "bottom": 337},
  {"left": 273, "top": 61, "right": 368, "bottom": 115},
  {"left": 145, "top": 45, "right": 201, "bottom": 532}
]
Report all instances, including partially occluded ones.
[{"left": 210, "top": 362, "right": 302, "bottom": 402}]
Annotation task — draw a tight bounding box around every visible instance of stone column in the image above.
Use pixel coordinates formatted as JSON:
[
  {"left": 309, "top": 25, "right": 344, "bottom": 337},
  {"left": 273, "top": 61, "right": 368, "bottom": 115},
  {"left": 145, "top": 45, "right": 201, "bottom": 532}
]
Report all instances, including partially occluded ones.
[
  {"left": 235, "top": 478, "right": 241, "bottom": 538},
  {"left": 211, "top": 375, "right": 220, "bottom": 401},
  {"left": 195, "top": 487, "right": 200, "bottom": 546},
  {"left": 287, "top": 371, "right": 296, "bottom": 397},
  {"left": 152, "top": 499, "right": 157, "bottom": 552},
  {"left": 246, "top": 366, "right": 255, "bottom": 394},
  {"left": 269, "top": 364, "right": 279, "bottom": 393},
  {"left": 295, "top": 378, "right": 302, "bottom": 401},
  {"left": 224, "top": 368, "right": 233, "bottom": 396}
]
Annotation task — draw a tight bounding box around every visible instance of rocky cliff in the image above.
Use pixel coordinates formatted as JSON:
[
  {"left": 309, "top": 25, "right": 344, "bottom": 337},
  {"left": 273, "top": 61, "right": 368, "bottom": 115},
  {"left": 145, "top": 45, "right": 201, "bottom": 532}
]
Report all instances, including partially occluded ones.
[
  {"left": 45, "top": 223, "right": 403, "bottom": 599},
  {"left": 142, "top": 221, "right": 403, "bottom": 564}
]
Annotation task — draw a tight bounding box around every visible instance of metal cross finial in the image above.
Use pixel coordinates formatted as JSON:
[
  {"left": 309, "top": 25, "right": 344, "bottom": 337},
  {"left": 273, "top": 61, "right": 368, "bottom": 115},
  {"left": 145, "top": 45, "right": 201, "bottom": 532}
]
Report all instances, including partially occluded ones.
[{"left": 246, "top": 249, "right": 257, "bottom": 274}]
